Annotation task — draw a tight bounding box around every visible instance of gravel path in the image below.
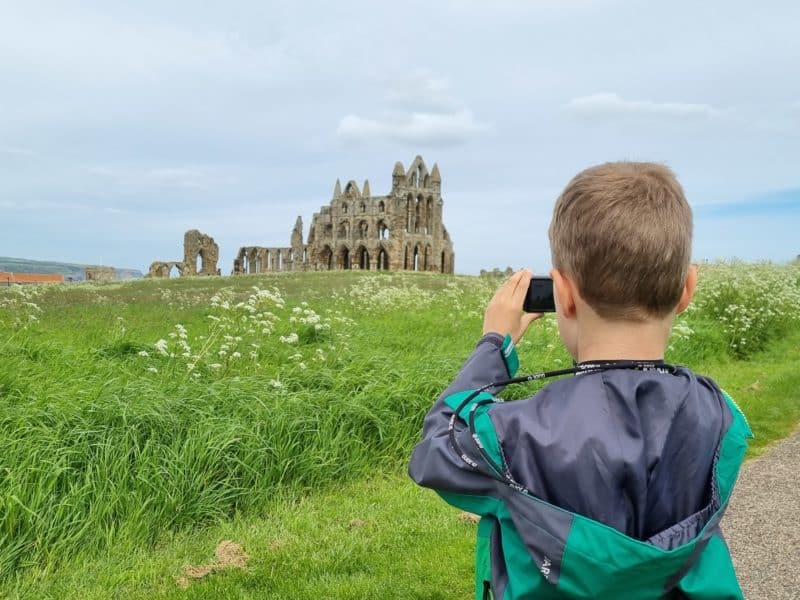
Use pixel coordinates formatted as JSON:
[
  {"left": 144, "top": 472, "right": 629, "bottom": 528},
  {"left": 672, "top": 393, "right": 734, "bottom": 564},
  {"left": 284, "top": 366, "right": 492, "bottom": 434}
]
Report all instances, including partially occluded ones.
[{"left": 724, "top": 432, "right": 800, "bottom": 599}]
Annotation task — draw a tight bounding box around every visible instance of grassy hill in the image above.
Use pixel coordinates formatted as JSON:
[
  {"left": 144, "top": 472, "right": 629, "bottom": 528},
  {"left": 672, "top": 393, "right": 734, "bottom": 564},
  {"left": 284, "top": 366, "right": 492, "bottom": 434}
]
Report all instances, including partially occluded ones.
[{"left": 0, "top": 256, "right": 142, "bottom": 280}]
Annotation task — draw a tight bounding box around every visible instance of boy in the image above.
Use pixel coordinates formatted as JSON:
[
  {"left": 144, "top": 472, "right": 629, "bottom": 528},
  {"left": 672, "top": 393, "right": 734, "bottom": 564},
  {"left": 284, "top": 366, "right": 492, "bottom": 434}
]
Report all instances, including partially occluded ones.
[{"left": 409, "top": 162, "right": 751, "bottom": 599}]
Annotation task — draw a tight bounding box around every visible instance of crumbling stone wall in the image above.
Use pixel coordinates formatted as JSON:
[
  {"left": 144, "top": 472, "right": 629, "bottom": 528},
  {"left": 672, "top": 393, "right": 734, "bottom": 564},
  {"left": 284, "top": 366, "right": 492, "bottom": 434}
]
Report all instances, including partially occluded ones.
[
  {"left": 233, "top": 246, "right": 297, "bottom": 274},
  {"left": 234, "top": 156, "right": 454, "bottom": 275},
  {"left": 148, "top": 229, "right": 219, "bottom": 278},
  {"left": 233, "top": 217, "right": 307, "bottom": 275},
  {"left": 183, "top": 229, "right": 219, "bottom": 276},
  {"left": 85, "top": 266, "right": 115, "bottom": 281},
  {"left": 147, "top": 261, "right": 185, "bottom": 278}
]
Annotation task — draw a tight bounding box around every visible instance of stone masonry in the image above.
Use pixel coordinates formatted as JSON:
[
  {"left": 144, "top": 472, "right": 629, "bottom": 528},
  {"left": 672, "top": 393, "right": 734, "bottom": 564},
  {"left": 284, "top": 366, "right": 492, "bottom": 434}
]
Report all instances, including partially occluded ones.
[
  {"left": 85, "top": 266, "right": 115, "bottom": 281},
  {"left": 233, "top": 156, "right": 455, "bottom": 274},
  {"left": 148, "top": 229, "right": 220, "bottom": 278},
  {"left": 233, "top": 217, "right": 305, "bottom": 274}
]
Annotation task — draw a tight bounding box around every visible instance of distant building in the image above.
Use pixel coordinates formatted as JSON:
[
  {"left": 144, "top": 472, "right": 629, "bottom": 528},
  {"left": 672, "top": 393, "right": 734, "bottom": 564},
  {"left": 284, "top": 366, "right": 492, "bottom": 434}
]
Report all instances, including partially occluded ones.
[{"left": 0, "top": 272, "right": 65, "bottom": 285}]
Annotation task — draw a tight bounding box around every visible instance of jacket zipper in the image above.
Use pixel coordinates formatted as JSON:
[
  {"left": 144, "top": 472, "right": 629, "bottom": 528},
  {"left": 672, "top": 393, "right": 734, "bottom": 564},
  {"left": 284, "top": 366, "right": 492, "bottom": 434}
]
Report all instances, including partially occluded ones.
[{"left": 721, "top": 387, "right": 753, "bottom": 433}]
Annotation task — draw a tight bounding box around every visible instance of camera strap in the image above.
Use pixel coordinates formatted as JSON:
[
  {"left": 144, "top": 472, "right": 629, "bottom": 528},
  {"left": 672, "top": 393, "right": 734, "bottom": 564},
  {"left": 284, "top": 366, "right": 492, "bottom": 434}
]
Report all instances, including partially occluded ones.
[{"left": 447, "top": 360, "right": 678, "bottom": 492}]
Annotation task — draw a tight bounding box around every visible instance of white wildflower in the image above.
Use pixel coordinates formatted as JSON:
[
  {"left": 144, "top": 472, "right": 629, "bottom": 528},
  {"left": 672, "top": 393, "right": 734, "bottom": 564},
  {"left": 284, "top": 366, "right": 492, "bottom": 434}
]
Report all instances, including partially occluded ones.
[
  {"left": 280, "top": 333, "right": 299, "bottom": 344},
  {"left": 154, "top": 339, "right": 169, "bottom": 356}
]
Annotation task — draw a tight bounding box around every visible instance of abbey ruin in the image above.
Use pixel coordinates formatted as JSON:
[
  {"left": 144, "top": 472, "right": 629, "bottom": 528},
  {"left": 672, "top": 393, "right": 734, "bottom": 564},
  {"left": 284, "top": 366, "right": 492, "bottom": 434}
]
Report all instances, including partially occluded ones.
[
  {"left": 233, "top": 156, "right": 454, "bottom": 274},
  {"left": 148, "top": 229, "right": 220, "bottom": 278}
]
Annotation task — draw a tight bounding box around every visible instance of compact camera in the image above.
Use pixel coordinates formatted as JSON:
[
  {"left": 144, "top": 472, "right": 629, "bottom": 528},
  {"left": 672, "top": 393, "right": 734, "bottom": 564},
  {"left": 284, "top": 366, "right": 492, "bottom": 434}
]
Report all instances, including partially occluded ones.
[{"left": 523, "top": 276, "right": 556, "bottom": 313}]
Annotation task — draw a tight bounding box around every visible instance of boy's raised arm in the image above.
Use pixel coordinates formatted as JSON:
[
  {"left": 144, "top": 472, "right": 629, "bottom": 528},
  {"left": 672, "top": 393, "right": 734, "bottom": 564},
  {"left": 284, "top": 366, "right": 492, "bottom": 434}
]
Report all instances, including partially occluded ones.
[
  {"left": 409, "top": 270, "right": 541, "bottom": 500},
  {"left": 407, "top": 333, "right": 515, "bottom": 498}
]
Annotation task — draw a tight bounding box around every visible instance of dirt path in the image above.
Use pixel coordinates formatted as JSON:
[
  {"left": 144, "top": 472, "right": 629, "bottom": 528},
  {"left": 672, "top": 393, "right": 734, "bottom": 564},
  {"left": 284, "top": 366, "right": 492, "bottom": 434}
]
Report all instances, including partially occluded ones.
[{"left": 724, "top": 432, "right": 800, "bottom": 599}]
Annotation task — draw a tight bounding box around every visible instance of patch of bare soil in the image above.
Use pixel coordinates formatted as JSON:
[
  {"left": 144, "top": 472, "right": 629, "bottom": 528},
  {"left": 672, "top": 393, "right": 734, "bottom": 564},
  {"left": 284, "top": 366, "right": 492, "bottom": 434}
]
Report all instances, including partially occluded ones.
[
  {"left": 175, "top": 540, "right": 249, "bottom": 589},
  {"left": 457, "top": 512, "right": 480, "bottom": 524},
  {"left": 347, "top": 518, "right": 368, "bottom": 529}
]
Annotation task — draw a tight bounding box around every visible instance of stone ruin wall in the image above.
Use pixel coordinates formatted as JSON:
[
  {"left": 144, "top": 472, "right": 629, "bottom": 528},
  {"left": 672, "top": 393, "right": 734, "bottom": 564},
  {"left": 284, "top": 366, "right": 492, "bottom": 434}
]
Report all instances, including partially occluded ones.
[
  {"left": 232, "top": 216, "right": 306, "bottom": 275},
  {"left": 233, "top": 246, "right": 297, "bottom": 275},
  {"left": 85, "top": 266, "right": 116, "bottom": 281},
  {"left": 147, "top": 229, "right": 220, "bottom": 278},
  {"left": 183, "top": 229, "right": 220, "bottom": 276},
  {"left": 234, "top": 155, "right": 455, "bottom": 275},
  {"left": 147, "top": 260, "right": 185, "bottom": 278}
]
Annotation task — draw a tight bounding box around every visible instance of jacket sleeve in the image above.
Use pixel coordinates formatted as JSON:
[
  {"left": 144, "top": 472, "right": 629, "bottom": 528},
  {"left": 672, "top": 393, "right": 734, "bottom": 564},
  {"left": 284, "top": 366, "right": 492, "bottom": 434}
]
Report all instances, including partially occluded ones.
[{"left": 408, "top": 333, "right": 517, "bottom": 500}]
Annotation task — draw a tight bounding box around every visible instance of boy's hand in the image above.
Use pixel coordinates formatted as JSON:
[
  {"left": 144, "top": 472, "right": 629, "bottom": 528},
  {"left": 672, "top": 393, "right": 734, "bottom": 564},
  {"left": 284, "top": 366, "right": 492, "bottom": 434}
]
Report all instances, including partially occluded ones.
[{"left": 483, "top": 269, "right": 542, "bottom": 343}]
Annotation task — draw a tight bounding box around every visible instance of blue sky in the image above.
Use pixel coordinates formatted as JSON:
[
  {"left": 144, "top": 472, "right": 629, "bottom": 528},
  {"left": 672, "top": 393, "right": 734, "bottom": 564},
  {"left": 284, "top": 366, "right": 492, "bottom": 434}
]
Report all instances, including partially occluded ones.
[{"left": 1, "top": 0, "right": 799, "bottom": 274}]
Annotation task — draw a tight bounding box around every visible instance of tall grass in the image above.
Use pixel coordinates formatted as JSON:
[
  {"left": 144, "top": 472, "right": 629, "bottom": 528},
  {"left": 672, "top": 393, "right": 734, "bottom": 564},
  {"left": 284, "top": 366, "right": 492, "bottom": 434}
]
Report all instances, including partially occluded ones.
[{"left": 0, "top": 264, "right": 798, "bottom": 579}]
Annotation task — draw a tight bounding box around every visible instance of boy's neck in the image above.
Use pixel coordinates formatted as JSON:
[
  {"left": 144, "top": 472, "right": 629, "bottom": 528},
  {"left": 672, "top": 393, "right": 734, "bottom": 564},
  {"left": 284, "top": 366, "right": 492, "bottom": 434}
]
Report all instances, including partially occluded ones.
[{"left": 575, "top": 313, "right": 671, "bottom": 363}]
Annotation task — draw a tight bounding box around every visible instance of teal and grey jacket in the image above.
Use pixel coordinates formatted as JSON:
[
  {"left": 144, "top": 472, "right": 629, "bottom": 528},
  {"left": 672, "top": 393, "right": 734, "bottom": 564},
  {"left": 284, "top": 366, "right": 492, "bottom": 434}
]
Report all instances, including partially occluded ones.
[{"left": 409, "top": 333, "right": 752, "bottom": 599}]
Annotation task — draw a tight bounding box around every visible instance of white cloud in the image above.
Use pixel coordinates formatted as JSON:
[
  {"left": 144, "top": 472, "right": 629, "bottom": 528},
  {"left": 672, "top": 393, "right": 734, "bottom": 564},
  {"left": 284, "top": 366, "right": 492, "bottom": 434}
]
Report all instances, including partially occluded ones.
[
  {"left": 337, "top": 70, "right": 492, "bottom": 146},
  {"left": 87, "top": 165, "right": 236, "bottom": 190},
  {"left": 336, "top": 110, "right": 493, "bottom": 147},
  {"left": 336, "top": 69, "right": 494, "bottom": 147},
  {"left": 565, "top": 93, "right": 723, "bottom": 119}
]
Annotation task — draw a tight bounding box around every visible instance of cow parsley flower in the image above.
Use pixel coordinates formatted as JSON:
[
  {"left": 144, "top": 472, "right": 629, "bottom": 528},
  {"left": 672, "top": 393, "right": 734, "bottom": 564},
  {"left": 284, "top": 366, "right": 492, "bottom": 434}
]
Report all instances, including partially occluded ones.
[
  {"left": 154, "top": 339, "right": 169, "bottom": 356},
  {"left": 280, "top": 333, "right": 299, "bottom": 344}
]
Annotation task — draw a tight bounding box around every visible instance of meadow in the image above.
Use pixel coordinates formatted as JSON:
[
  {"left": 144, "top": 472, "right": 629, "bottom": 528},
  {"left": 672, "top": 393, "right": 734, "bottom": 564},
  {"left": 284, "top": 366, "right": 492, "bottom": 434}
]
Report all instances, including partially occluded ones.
[{"left": 1, "top": 263, "right": 799, "bottom": 599}]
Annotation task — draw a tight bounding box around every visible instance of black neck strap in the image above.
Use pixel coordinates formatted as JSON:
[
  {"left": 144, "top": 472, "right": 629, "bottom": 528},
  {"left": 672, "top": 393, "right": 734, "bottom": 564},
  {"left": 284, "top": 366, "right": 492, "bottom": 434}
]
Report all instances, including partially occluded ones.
[{"left": 496, "top": 360, "right": 677, "bottom": 389}]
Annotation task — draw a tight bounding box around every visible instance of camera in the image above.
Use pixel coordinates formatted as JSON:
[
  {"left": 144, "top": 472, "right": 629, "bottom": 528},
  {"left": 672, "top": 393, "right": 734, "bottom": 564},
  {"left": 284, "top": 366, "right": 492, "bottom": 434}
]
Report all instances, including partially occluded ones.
[{"left": 523, "top": 276, "right": 555, "bottom": 313}]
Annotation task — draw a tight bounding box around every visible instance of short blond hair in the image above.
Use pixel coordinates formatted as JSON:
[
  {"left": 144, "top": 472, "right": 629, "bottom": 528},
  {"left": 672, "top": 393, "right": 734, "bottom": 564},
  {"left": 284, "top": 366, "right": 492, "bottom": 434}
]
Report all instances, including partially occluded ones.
[{"left": 548, "top": 162, "right": 692, "bottom": 320}]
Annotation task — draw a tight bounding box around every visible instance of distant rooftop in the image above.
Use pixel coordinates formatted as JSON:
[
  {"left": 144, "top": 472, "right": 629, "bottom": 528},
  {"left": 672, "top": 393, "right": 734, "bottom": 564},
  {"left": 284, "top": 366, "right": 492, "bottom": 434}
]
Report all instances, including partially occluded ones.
[{"left": 0, "top": 272, "right": 65, "bottom": 284}]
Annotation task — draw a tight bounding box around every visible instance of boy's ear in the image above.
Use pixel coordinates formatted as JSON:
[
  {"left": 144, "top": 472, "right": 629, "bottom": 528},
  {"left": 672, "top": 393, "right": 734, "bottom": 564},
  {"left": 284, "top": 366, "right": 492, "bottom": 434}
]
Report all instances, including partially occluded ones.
[
  {"left": 675, "top": 264, "right": 698, "bottom": 314},
  {"left": 551, "top": 268, "right": 577, "bottom": 318}
]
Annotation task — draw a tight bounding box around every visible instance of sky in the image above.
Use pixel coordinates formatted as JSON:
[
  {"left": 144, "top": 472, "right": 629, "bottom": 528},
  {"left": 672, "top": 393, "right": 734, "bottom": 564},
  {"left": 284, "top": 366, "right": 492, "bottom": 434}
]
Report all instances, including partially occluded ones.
[{"left": 1, "top": 0, "right": 799, "bottom": 275}]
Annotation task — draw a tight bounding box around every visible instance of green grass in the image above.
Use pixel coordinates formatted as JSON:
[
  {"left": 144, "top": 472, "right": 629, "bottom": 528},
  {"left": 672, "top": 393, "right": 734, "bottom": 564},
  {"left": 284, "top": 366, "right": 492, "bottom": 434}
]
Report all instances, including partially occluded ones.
[
  {"left": 0, "top": 266, "right": 798, "bottom": 598},
  {"left": 5, "top": 474, "right": 476, "bottom": 600},
  {"left": 694, "top": 330, "right": 800, "bottom": 455}
]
